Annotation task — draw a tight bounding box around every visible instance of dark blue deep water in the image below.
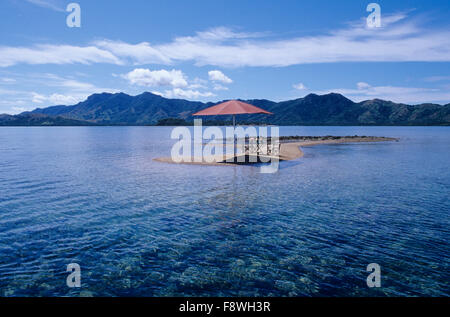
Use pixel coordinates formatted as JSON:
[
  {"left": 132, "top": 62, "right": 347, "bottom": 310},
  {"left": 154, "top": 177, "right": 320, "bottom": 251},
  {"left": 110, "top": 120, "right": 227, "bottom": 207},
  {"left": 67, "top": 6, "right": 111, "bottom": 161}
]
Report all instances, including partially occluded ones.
[{"left": 0, "top": 126, "right": 449, "bottom": 297}]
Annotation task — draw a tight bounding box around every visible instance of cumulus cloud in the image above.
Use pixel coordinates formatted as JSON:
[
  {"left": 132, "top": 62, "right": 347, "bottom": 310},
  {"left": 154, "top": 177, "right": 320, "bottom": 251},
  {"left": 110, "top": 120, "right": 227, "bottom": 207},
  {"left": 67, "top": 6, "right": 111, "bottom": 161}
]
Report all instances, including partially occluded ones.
[
  {"left": 121, "top": 68, "right": 216, "bottom": 99},
  {"left": 123, "top": 68, "right": 188, "bottom": 88},
  {"left": 120, "top": 69, "right": 215, "bottom": 100},
  {"left": 208, "top": 70, "right": 233, "bottom": 84},
  {"left": 293, "top": 83, "right": 307, "bottom": 90},
  {"left": 357, "top": 82, "right": 371, "bottom": 90},
  {"left": 163, "top": 88, "right": 215, "bottom": 100},
  {"left": 188, "top": 78, "right": 208, "bottom": 89}
]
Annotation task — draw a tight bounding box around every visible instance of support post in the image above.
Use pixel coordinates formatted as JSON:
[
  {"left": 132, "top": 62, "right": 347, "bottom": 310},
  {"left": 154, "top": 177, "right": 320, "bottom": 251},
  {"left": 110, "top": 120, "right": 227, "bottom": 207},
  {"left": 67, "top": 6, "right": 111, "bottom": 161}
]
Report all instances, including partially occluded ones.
[{"left": 233, "top": 114, "right": 236, "bottom": 156}]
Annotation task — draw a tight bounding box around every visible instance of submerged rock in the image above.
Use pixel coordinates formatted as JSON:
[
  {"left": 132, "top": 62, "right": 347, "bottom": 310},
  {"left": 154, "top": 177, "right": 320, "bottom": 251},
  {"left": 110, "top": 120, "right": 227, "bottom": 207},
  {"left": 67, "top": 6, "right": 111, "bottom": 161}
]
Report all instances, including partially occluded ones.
[
  {"left": 79, "top": 290, "right": 94, "bottom": 297},
  {"left": 275, "top": 280, "right": 297, "bottom": 293}
]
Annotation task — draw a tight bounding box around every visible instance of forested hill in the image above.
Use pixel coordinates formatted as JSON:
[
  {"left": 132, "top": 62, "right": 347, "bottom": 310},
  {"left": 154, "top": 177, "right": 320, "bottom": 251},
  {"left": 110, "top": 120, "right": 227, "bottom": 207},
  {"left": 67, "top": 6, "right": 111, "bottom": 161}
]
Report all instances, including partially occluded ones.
[{"left": 1, "top": 92, "right": 448, "bottom": 126}]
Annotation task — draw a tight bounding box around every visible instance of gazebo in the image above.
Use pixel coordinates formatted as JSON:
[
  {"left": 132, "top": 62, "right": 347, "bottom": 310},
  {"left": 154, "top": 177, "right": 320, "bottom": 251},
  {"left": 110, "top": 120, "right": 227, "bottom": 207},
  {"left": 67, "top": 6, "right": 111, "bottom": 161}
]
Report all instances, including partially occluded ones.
[
  {"left": 192, "top": 100, "right": 272, "bottom": 128},
  {"left": 192, "top": 100, "right": 275, "bottom": 162}
]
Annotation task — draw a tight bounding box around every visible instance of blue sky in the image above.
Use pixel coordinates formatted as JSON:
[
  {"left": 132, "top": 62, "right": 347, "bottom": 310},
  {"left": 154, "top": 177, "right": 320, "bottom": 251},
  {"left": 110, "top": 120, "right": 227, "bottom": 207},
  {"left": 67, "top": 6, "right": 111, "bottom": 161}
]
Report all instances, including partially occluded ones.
[{"left": 0, "top": 0, "right": 449, "bottom": 114}]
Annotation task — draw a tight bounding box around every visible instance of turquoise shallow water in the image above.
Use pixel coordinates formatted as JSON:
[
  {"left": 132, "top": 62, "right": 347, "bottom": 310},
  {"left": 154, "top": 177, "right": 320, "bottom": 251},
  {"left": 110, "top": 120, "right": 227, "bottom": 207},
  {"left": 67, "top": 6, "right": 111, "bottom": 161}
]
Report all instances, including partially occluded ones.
[{"left": 0, "top": 126, "right": 449, "bottom": 297}]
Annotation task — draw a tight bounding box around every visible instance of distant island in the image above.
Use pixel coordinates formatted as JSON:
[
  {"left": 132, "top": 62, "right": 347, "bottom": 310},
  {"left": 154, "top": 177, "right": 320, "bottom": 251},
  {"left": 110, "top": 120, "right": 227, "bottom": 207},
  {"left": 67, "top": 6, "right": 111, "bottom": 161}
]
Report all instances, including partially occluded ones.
[{"left": 1, "top": 92, "right": 449, "bottom": 126}]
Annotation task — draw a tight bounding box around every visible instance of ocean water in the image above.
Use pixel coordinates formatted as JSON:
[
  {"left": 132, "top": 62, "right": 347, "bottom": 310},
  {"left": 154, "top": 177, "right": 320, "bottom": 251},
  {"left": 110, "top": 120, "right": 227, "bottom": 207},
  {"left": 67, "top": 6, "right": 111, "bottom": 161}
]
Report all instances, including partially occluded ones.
[{"left": 0, "top": 126, "right": 448, "bottom": 297}]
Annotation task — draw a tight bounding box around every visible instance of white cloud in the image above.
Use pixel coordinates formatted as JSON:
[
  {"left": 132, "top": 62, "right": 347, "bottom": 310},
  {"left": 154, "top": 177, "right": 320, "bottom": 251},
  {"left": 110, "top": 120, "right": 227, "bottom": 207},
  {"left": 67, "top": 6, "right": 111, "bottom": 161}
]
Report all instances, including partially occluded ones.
[
  {"left": 208, "top": 70, "right": 233, "bottom": 84},
  {"left": 0, "top": 44, "right": 121, "bottom": 67},
  {"left": 123, "top": 68, "right": 188, "bottom": 88},
  {"left": 1, "top": 12, "right": 448, "bottom": 68},
  {"left": 32, "top": 92, "right": 78, "bottom": 105},
  {"left": 194, "top": 27, "right": 266, "bottom": 41},
  {"left": 424, "top": 76, "right": 450, "bottom": 82},
  {"left": 293, "top": 83, "right": 307, "bottom": 90},
  {"left": 31, "top": 92, "right": 46, "bottom": 103},
  {"left": 121, "top": 69, "right": 215, "bottom": 100},
  {"left": 98, "top": 14, "right": 450, "bottom": 67},
  {"left": 12, "top": 106, "right": 29, "bottom": 113},
  {"left": 0, "top": 77, "right": 16, "bottom": 83},
  {"left": 0, "top": 73, "right": 118, "bottom": 114},
  {"left": 150, "top": 91, "right": 164, "bottom": 97},
  {"left": 38, "top": 75, "right": 118, "bottom": 96},
  {"left": 26, "top": 0, "right": 65, "bottom": 12},
  {"left": 0, "top": 87, "right": 21, "bottom": 95},
  {"left": 316, "top": 82, "right": 450, "bottom": 104},
  {"left": 95, "top": 40, "right": 172, "bottom": 65},
  {"left": 48, "top": 93, "right": 78, "bottom": 104},
  {"left": 163, "top": 88, "right": 214, "bottom": 100},
  {"left": 213, "top": 84, "right": 229, "bottom": 91},
  {"left": 0, "top": 98, "right": 33, "bottom": 114},
  {"left": 188, "top": 77, "right": 208, "bottom": 89},
  {"left": 357, "top": 82, "right": 371, "bottom": 90},
  {"left": 67, "top": 81, "right": 96, "bottom": 91}
]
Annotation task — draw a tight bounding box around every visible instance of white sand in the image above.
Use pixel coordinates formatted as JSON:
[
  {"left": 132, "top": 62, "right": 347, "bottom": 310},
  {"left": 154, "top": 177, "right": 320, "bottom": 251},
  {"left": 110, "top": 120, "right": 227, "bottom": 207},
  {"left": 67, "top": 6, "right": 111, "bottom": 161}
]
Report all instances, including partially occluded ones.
[{"left": 154, "top": 137, "right": 397, "bottom": 166}]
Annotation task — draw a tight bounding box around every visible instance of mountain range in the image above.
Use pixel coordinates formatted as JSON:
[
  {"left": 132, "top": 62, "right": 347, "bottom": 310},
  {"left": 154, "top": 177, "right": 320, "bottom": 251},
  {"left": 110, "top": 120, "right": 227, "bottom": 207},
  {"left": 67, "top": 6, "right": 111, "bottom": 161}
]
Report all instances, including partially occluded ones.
[{"left": 1, "top": 92, "right": 449, "bottom": 126}]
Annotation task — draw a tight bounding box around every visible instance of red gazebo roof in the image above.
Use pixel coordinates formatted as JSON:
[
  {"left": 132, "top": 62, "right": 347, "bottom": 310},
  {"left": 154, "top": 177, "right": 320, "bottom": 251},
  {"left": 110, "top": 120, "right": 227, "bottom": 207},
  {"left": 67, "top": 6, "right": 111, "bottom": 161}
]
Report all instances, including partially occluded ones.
[{"left": 192, "top": 100, "right": 272, "bottom": 116}]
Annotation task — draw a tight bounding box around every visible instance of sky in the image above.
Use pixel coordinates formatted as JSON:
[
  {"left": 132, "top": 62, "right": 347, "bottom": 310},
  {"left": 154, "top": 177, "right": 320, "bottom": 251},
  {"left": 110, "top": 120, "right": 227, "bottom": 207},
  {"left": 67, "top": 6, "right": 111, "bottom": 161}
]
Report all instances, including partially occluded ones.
[{"left": 0, "top": 0, "right": 449, "bottom": 114}]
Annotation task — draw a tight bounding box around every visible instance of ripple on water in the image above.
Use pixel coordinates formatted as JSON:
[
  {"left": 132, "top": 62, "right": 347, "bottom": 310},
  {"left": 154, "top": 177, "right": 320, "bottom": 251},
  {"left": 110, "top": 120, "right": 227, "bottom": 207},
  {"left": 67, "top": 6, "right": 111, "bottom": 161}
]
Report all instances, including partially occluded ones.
[{"left": 0, "top": 126, "right": 449, "bottom": 296}]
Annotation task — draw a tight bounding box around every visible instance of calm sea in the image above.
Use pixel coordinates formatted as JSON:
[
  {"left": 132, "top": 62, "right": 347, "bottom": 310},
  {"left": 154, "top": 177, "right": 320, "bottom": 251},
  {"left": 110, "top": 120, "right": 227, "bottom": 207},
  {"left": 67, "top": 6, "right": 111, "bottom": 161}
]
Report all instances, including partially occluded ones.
[{"left": 0, "top": 126, "right": 448, "bottom": 296}]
